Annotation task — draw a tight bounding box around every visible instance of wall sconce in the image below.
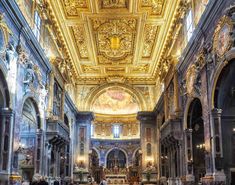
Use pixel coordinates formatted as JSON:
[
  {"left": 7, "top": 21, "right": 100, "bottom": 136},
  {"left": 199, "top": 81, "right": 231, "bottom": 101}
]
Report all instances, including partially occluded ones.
[
  {"left": 196, "top": 143, "right": 205, "bottom": 149},
  {"left": 76, "top": 156, "right": 85, "bottom": 168}
]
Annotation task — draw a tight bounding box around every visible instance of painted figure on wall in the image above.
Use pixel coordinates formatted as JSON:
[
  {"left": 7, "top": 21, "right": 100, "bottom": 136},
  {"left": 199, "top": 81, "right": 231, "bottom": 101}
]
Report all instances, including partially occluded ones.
[{"left": 92, "top": 87, "right": 140, "bottom": 115}]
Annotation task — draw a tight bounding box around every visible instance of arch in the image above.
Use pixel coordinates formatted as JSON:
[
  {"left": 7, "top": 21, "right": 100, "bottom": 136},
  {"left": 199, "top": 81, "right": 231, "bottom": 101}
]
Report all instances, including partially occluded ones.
[
  {"left": 18, "top": 98, "right": 41, "bottom": 181},
  {"left": 92, "top": 147, "right": 101, "bottom": 160},
  {"left": 186, "top": 98, "right": 205, "bottom": 183},
  {"left": 186, "top": 98, "right": 203, "bottom": 129},
  {"left": 132, "top": 148, "right": 141, "bottom": 167},
  {"left": 105, "top": 147, "right": 128, "bottom": 168},
  {"left": 211, "top": 57, "right": 235, "bottom": 181},
  {"left": 106, "top": 148, "right": 127, "bottom": 169},
  {"left": 21, "top": 96, "right": 41, "bottom": 129},
  {"left": 91, "top": 148, "right": 100, "bottom": 167},
  {"left": 132, "top": 147, "right": 141, "bottom": 160},
  {"left": 183, "top": 96, "right": 202, "bottom": 130},
  {"left": 84, "top": 83, "right": 147, "bottom": 112},
  {"left": 211, "top": 48, "right": 235, "bottom": 109},
  {"left": 21, "top": 94, "right": 42, "bottom": 129}
]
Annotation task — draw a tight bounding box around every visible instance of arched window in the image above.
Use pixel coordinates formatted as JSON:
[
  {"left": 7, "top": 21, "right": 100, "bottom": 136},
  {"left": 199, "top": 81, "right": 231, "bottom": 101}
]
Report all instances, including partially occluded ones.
[{"left": 107, "top": 149, "right": 126, "bottom": 169}]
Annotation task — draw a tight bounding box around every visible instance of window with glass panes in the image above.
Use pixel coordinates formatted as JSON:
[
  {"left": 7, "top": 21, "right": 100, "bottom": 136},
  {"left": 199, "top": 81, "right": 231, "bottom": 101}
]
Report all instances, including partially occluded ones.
[
  {"left": 33, "top": 11, "right": 41, "bottom": 41},
  {"left": 186, "top": 10, "right": 194, "bottom": 42},
  {"left": 113, "top": 125, "right": 120, "bottom": 138}
]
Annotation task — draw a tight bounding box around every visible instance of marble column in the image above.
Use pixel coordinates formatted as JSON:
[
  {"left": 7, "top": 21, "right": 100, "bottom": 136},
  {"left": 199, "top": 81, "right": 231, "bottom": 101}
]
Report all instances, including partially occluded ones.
[
  {"left": 211, "top": 109, "right": 226, "bottom": 184},
  {"left": 185, "top": 129, "right": 194, "bottom": 183},
  {"left": 73, "top": 112, "right": 94, "bottom": 183},
  {"left": 47, "top": 71, "right": 54, "bottom": 117},
  {"left": 137, "top": 111, "right": 157, "bottom": 183}
]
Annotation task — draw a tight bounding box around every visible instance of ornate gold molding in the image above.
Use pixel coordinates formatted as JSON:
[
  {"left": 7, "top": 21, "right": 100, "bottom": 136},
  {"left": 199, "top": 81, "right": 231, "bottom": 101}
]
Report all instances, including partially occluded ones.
[
  {"left": 142, "top": 24, "right": 159, "bottom": 58},
  {"left": 213, "top": 15, "right": 233, "bottom": 57},
  {"left": 62, "top": 0, "right": 89, "bottom": 16},
  {"left": 140, "top": 0, "right": 166, "bottom": 16},
  {"left": 71, "top": 25, "right": 89, "bottom": 59},
  {"left": 99, "top": 0, "right": 128, "bottom": 9},
  {"left": 91, "top": 17, "right": 137, "bottom": 61}
]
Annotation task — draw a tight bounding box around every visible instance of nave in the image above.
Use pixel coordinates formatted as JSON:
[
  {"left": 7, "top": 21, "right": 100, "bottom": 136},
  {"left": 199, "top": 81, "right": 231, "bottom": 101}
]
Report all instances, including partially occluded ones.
[{"left": 0, "top": 0, "right": 235, "bottom": 185}]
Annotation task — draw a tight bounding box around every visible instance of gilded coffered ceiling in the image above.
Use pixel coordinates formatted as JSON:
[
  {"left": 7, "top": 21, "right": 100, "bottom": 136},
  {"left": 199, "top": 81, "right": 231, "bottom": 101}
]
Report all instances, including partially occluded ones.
[{"left": 47, "top": 0, "right": 181, "bottom": 84}]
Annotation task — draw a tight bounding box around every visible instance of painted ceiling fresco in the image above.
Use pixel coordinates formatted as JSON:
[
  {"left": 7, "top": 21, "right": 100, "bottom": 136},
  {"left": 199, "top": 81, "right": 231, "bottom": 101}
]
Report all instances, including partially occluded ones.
[{"left": 91, "top": 87, "right": 140, "bottom": 115}]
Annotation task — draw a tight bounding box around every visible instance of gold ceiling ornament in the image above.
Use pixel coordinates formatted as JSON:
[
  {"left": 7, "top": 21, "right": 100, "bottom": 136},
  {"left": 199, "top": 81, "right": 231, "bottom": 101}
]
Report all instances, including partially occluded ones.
[
  {"left": 82, "top": 65, "right": 101, "bottom": 73},
  {"left": 110, "top": 36, "right": 121, "bottom": 50},
  {"left": 213, "top": 15, "right": 233, "bottom": 57},
  {"left": 153, "top": 0, "right": 187, "bottom": 77},
  {"left": 141, "top": 0, "right": 165, "bottom": 16},
  {"left": 47, "top": 0, "right": 181, "bottom": 85},
  {"left": 106, "top": 75, "right": 126, "bottom": 83},
  {"left": 71, "top": 26, "right": 89, "bottom": 59},
  {"left": 131, "top": 64, "right": 150, "bottom": 73},
  {"left": 100, "top": 0, "right": 128, "bottom": 9},
  {"left": 142, "top": 24, "right": 159, "bottom": 58},
  {"left": 62, "top": 0, "right": 88, "bottom": 16},
  {"left": 97, "top": 55, "right": 133, "bottom": 65},
  {"left": 105, "top": 67, "right": 126, "bottom": 73},
  {"left": 91, "top": 17, "right": 137, "bottom": 61}
]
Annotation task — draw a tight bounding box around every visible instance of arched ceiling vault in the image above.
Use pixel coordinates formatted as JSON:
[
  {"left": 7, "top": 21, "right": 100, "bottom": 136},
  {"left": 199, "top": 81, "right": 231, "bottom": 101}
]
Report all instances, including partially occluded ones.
[{"left": 85, "top": 83, "right": 147, "bottom": 114}]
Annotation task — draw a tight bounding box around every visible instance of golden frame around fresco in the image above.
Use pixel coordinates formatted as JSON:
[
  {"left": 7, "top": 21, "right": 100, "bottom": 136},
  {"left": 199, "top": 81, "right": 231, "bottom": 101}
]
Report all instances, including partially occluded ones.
[{"left": 213, "top": 16, "right": 233, "bottom": 57}]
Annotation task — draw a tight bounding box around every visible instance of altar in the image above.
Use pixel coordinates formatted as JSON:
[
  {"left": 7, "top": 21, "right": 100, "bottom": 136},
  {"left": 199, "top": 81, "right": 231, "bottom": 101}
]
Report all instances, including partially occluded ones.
[
  {"left": 104, "top": 167, "right": 128, "bottom": 184},
  {"left": 106, "top": 174, "right": 127, "bottom": 184}
]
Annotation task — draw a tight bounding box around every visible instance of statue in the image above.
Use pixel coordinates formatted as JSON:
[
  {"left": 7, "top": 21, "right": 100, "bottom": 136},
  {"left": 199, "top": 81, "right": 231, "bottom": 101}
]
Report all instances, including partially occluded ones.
[
  {"left": 39, "top": 83, "right": 48, "bottom": 110},
  {"left": 5, "top": 41, "right": 17, "bottom": 69},
  {"left": 23, "top": 62, "right": 35, "bottom": 92}
]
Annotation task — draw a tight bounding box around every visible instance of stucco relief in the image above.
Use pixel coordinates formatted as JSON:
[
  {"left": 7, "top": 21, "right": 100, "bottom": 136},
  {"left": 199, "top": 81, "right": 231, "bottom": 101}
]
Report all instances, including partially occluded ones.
[
  {"left": 100, "top": 0, "right": 127, "bottom": 8},
  {"left": 91, "top": 18, "right": 137, "bottom": 61}
]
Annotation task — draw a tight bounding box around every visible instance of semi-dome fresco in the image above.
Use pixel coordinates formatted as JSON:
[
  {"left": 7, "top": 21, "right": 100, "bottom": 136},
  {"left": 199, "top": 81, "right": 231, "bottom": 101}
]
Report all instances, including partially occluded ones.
[{"left": 91, "top": 86, "right": 140, "bottom": 115}]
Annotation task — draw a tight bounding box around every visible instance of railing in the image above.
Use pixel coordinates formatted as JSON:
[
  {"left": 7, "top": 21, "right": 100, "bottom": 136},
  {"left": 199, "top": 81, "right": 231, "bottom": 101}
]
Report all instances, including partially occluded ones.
[{"left": 46, "top": 119, "right": 70, "bottom": 142}]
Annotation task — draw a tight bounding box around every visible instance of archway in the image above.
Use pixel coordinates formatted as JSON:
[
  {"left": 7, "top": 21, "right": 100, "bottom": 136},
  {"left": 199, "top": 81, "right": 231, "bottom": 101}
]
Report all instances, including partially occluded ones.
[
  {"left": 18, "top": 98, "right": 40, "bottom": 182},
  {"left": 0, "top": 68, "right": 9, "bottom": 109},
  {"left": 59, "top": 114, "right": 70, "bottom": 181},
  {"left": 129, "top": 149, "right": 141, "bottom": 182},
  {"left": 187, "top": 98, "right": 205, "bottom": 183},
  {"left": 213, "top": 59, "right": 235, "bottom": 184},
  {"left": 0, "top": 68, "right": 10, "bottom": 172},
  {"left": 106, "top": 149, "right": 127, "bottom": 169},
  {"left": 90, "top": 149, "right": 101, "bottom": 183}
]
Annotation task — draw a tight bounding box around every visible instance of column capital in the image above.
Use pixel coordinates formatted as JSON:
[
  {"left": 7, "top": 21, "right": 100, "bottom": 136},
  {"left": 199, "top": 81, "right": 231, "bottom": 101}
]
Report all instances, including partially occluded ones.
[
  {"left": 0, "top": 107, "right": 14, "bottom": 116},
  {"left": 211, "top": 108, "right": 222, "bottom": 116}
]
